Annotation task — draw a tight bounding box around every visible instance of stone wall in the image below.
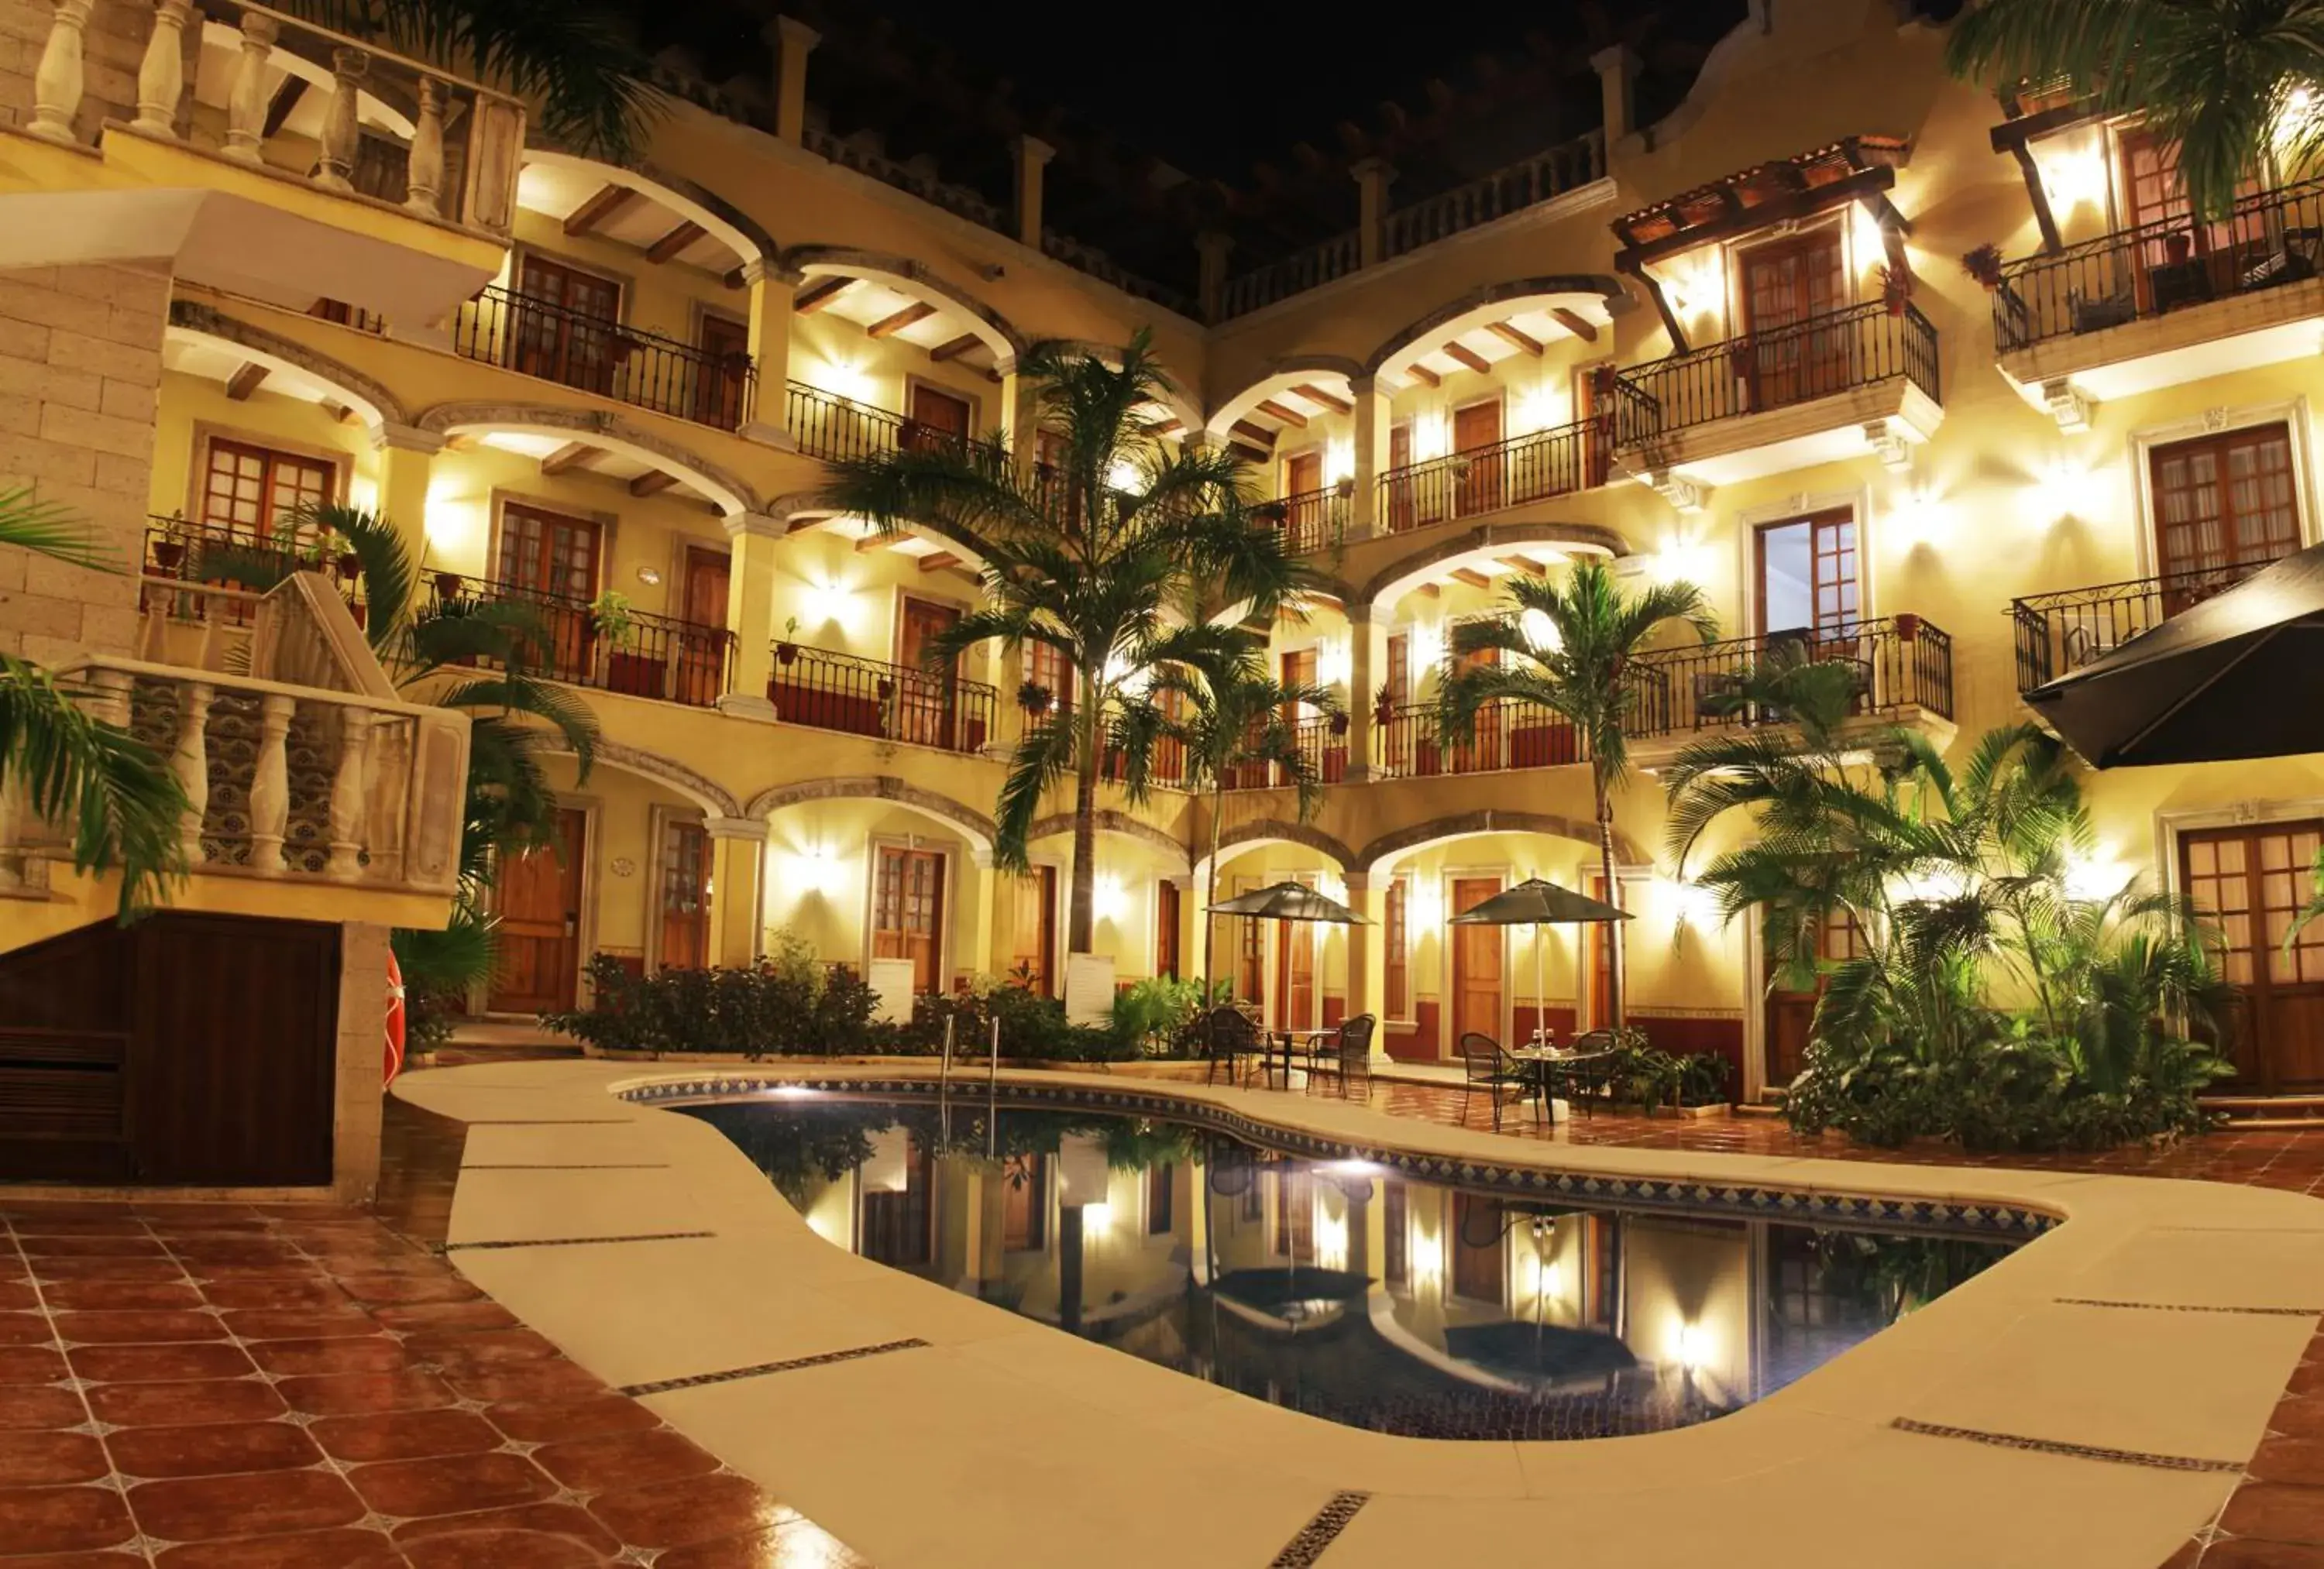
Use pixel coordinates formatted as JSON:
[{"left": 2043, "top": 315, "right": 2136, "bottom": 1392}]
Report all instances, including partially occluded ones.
[{"left": 0, "top": 260, "right": 166, "bottom": 662}]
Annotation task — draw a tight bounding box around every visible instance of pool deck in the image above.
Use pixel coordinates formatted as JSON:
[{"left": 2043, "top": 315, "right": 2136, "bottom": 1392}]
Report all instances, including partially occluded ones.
[{"left": 387, "top": 1058, "right": 2324, "bottom": 1569}]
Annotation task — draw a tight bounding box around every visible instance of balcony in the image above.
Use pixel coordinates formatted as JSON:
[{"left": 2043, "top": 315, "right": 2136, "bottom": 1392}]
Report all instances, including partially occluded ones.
[
  {"left": 1624, "top": 617, "right": 1955, "bottom": 767},
  {"left": 1989, "top": 178, "right": 2324, "bottom": 418},
  {"left": 1373, "top": 698, "right": 1581, "bottom": 781},
  {"left": 766, "top": 644, "right": 995, "bottom": 755},
  {"left": 453, "top": 287, "right": 755, "bottom": 431},
  {"left": 786, "top": 382, "right": 987, "bottom": 463},
  {"left": 2009, "top": 557, "right": 2284, "bottom": 692},
  {"left": 418, "top": 575, "right": 734, "bottom": 709},
  {"left": 1376, "top": 419, "right": 1609, "bottom": 535},
  {"left": 35, "top": 0, "right": 523, "bottom": 326},
  {"left": 1608, "top": 302, "right": 1941, "bottom": 492},
  {"left": 1261, "top": 486, "right": 1353, "bottom": 556},
  {"left": 1219, "top": 715, "right": 1349, "bottom": 791}
]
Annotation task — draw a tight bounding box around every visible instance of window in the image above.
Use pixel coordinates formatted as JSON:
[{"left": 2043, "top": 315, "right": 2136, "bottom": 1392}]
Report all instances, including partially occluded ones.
[
  {"left": 1026, "top": 641, "right": 1074, "bottom": 716},
  {"left": 655, "top": 819, "right": 710, "bottom": 973},
  {"left": 199, "top": 439, "right": 335, "bottom": 544},
  {"left": 511, "top": 254, "right": 622, "bottom": 393},
  {"left": 694, "top": 313, "right": 751, "bottom": 430},
  {"left": 1738, "top": 228, "right": 1849, "bottom": 410},
  {"left": 2149, "top": 424, "right": 2300, "bottom": 595},
  {"left": 1011, "top": 866, "right": 1056, "bottom": 996},
  {"left": 1384, "top": 877, "right": 1410, "bottom": 1020},
  {"left": 497, "top": 503, "right": 601, "bottom": 600},
  {"left": 872, "top": 846, "right": 947, "bottom": 995},
  {"left": 1145, "top": 1162, "right": 1174, "bottom": 1236},
  {"left": 1755, "top": 509, "right": 1859, "bottom": 639}
]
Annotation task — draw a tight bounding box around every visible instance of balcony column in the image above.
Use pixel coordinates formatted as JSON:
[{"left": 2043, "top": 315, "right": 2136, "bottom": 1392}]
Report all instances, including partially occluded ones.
[
  {"left": 1591, "top": 44, "right": 1642, "bottom": 145},
  {"left": 221, "top": 11, "right": 280, "bottom": 164},
  {"left": 325, "top": 709, "right": 373, "bottom": 882},
  {"left": 27, "top": 0, "right": 92, "bottom": 145},
  {"left": 1195, "top": 232, "right": 1232, "bottom": 323},
  {"left": 1341, "top": 871, "right": 1387, "bottom": 1055},
  {"left": 171, "top": 679, "right": 211, "bottom": 863},
  {"left": 404, "top": 76, "right": 445, "bottom": 218},
  {"left": 997, "top": 358, "right": 1023, "bottom": 466},
  {"left": 369, "top": 424, "right": 438, "bottom": 574},
  {"left": 1348, "top": 373, "right": 1391, "bottom": 539},
  {"left": 249, "top": 693, "right": 296, "bottom": 875},
  {"left": 132, "top": 0, "right": 192, "bottom": 137},
  {"left": 959, "top": 848, "right": 999, "bottom": 986},
  {"left": 312, "top": 47, "right": 370, "bottom": 194},
  {"left": 717, "top": 511, "right": 782, "bottom": 723},
  {"left": 769, "top": 15, "right": 820, "bottom": 146},
  {"left": 1343, "top": 602, "right": 1384, "bottom": 783},
  {"left": 703, "top": 815, "right": 770, "bottom": 968},
  {"left": 1351, "top": 158, "right": 1396, "bottom": 268},
  {"left": 739, "top": 260, "right": 800, "bottom": 450},
  {"left": 1012, "top": 135, "right": 1054, "bottom": 251}
]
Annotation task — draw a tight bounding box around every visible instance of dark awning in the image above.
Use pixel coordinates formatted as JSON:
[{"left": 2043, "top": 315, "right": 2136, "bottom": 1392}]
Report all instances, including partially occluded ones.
[{"left": 2023, "top": 542, "right": 2324, "bottom": 767}]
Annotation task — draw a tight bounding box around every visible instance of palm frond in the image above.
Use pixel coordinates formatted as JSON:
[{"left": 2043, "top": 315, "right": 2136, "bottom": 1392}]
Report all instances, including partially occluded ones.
[
  {"left": 1, "top": 658, "right": 188, "bottom": 918},
  {"left": 0, "top": 486, "right": 120, "bottom": 572}
]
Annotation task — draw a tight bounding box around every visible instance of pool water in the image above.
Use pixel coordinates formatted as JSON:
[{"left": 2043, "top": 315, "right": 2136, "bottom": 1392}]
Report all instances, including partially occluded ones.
[{"left": 682, "top": 1094, "right": 2015, "bottom": 1441}]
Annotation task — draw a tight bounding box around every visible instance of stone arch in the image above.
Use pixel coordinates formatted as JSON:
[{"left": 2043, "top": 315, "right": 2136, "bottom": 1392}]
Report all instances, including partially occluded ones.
[
  {"left": 1025, "top": 336, "right": 1205, "bottom": 438},
  {"left": 1026, "top": 810, "right": 1188, "bottom": 868},
  {"left": 1363, "top": 275, "right": 1634, "bottom": 376},
  {"left": 1202, "top": 354, "right": 1366, "bottom": 441},
  {"left": 414, "top": 402, "right": 764, "bottom": 517},
  {"left": 167, "top": 300, "right": 411, "bottom": 433},
  {"left": 1198, "top": 819, "right": 1354, "bottom": 881},
  {"left": 1356, "top": 810, "right": 1642, "bottom": 874},
  {"left": 539, "top": 737, "right": 742, "bottom": 816},
  {"left": 781, "top": 245, "right": 1026, "bottom": 363},
  {"left": 1360, "top": 520, "right": 1630, "bottom": 609},
  {"left": 745, "top": 775, "right": 997, "bottom": 855},
  {"left": 770, "top": 493, "right": 994, "bottom": 574},
  {"left": 520, "top": 149, "right": 778, "bottom": 268}
]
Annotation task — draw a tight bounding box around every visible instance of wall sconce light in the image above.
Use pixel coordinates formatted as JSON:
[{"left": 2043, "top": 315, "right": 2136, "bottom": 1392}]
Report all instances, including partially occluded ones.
[
  {"left": 635, "top": 565, "right": 663, "bottom": 586},
  {"left": 1094, "top": 874, "right": 1127, "bottom": 923}
]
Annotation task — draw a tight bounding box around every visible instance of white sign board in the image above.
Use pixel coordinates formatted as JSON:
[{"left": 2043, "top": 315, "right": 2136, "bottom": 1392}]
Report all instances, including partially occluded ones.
[
  {"left": 1063, "top": 953, "right": 1115, "bottom": 1026},
  {"left": 867, "top": 958, "right": 919, "bottom": 1025}
]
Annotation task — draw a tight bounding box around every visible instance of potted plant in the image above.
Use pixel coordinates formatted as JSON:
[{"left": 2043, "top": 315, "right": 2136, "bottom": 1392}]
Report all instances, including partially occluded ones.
[
  {"left": 433, "top": 569, "right": 466, "bottom": 603},
  {"left": 1253, "top": 500, "right": 1289, "bottom": 526},
  {"left": 1018, "top": 680, "right": 1052, "bottom": 715},
  {"left": 1960, "top": 242, "right": 2004, "bottom": 291},
  {"left": 592, "top": 589, "right": 662, "bottom": 698},
  {"left": 1373, "top": 680, "right": 1394, "bottom": 727},
  {"left": 1329, "top": 710, "right": 1350, "bottom": 736},
  {"left": 1332, "top": 476, "right": 1356, "bottom": 500},
  {"left": 149, "top": 512, "right": 191, "bottom": 573},
  {"left": 775, "top": 614, "right": 800, "bottom": 667}
]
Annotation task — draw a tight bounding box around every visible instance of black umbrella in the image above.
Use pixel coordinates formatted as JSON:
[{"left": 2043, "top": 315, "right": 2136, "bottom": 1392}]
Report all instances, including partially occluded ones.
[
  {"left": 2025, "top": 544, "right": 2324, "bottom": 767},
  {"left": 1205, "top": 881, "right": 1370, "bottom": 923},
  {"left": 1449, "top": 878, "right": 1631, "bottom": 1045}
]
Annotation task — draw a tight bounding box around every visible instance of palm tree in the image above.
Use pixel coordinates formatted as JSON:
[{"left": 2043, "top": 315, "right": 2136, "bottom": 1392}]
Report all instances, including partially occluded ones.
[
  {"left": 293, "top": 0, "right": 662, "bottom": 160},
  {"left": 1435, "top": 559, "right": 1714, "bottom": 1027},
  {"left": 0, "top": 487, "right": 188, "bottom": 917},
  {"left": 318, "top": 503, "right": 598, "bottom": 1032},
  {"left": 1114, "top": 644, "right": 1340, "bottom": 994},
  {"left": 820, "top": 332, "right": 1312, "bottom": 957},
  {"left": 1944, "top": 0, "right": 2324, "bottom": 219}
]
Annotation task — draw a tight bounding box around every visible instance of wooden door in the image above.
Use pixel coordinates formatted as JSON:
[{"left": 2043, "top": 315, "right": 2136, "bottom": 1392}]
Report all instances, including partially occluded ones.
[
  {"left": 1573, "top": 360, "right": 1611, "bottom": 486},
  {"left": 198, "top": 439, "right": 336, "bottom": 548},
  {"left": 1450, "top": 877, "right": 1504, "bottom": 1047},
  {"left": 1452, "top": 400, "right": 1503, "bottom": 516},
  {"left": 1275, "top": 886, "right": 1315, "bottom": 1031},
  {"left": 2150, "top": 424, "right": 2301, "bottom": 608},
  {"left": 1002, "top": 1154, "right": 1047, "bottom": 1249},
  {"left": 496, "top": 504, "right": 602, "bottom": 682},
  {"left": 1156, "top": 881, "right": 1181, "bottom": 980},
  {"left": 1756, "top": 510, "right": 1861, "bottom": 661},
  {"left": 905, "top": 384, "right": 971, "bottom": 453},
  {"left": 2181, "top": 822, "right": 2324, "bottom": 1091},
  {"left": 860, "top": 1136, "right": 935, "bottom": 1269},
  {"left": 1741, "top": 231, "right": 1846, "bottom": 410},
  {"left": 1383, "top": 633, "right": 1411, "bottom": 774},
  {"left": 512, "top": 255, "right": 621, "bottom": 393},
  {"left": 1762, "top": 908, "right": 1863, "bottom": 1089},
  {"left": 1273, "top": 1170, "right": 1314, "bottom": 1261},
  {"left": 1232, "top": 877, "right": 1265, "bottom": 1005},
  {"left": 2119, "top": 130, "right": 2267, "bottom": 311},
  {"left": 695, "top": 312, "right": 751, "bottom": 429},
  {"left": 1281, "top": 449, "right": 1324, "bottom": 546},
  {"left": 656, "top": 818, "right": 710, "bottom": 973},
  {"left": 674, "top": 547, "right": 731, "bottom": 706},
  {"left": 1450, "top": 1192, "right": 1505, "bottom": 1304},
  {"left": 873, "top": 846, "right": 947, "bottom": 995},
  {"left": 1387, "top": 421, "right": 1421, "bottom": 531},
  {"left": 897, "top": 597, "right": 964, "bottom": 750},
  {"left": 489, "top": 809, "right": 586, "bottom": 1014},
  {"left": 1585, "top": 871, "right": 1615, "bottom": 1029},
  {"left": 1012, "top": 865, "right": 1057, "bottom": 995},
  {"left": 1449, "top": 640, "right": 1502, "bottom": 773},
  {"left": 1384, "top": 877, "right": 1410, "bottom": 1019}
]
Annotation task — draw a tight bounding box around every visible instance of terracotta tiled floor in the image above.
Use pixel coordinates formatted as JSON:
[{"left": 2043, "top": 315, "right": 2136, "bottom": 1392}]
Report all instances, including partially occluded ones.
[{"left": 0, "top": 1096, "right": 871, "bottom": 1566}]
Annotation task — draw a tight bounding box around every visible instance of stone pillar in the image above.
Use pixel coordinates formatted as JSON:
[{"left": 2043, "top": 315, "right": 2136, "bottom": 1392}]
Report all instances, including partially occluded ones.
[
  {"left": 1012, "top": 134, "right": 1054, "bottom": 251},
  {"left": 997, "top": 359, "right": 1024, "bottom": 468},
  {"left": 1348, "top": 373, "right": 1391, "bottom": 539},
  {"left": 1352, "top": 158, "right": 1396, "bottom": 267},
  {"left": 1344, "top": 602, "right": 1384, "bottom": 783},
  {"left": 770, "top": 15, "right": 820, "bottom": 146},
  {"left": 1591, "top": 45, "right": 1642, "bottom": 145},
  {"left": 957, "top": 848, "right": 998, "bottom": 988},
  {"left": 369, "top": 424, "right": 438, "bottom": 573},
  {"left": 717, "top": 512, "right": 782, "bottom": 722},
  {"left": 1342, "top": 871, "right": 1387, "bottom": 1056},
  {"left": 703, "top": 815, "right": 770, "bottom": 968},
  {"left": 739, "top": 260, "right": 799, "bottom": 450},
  {"left": 1195, "top": 231, "right": 1232, "bottom": 322},
  {"left": 334, "top": 921, "right": 392, "bottom": 1203}
]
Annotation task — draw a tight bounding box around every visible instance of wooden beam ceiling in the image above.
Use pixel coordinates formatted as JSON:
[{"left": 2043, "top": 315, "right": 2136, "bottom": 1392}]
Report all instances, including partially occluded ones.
[
  {"left": 1549, "top": 308, "right": 1599, "bottom": 343},
  {"left": 563, "top": 184, "right": 638, "bottom": 238},
  {"left": 539, "top": 441, "right": 594, "bottom": 476},
  {"left": 629, "top": 469, "right": 678, "bottom": 498},
  {"left": 1291, "top": 383, "right": 1353, "bottom": 415},
  {"left": 1231, "top": 419, "right": 1276, "bottom": 448},
  {"left": 321, "top": 401, "right": 356, "bottom": 425},
  {"left": 928, "top": 333, "right": 980, "bottom": 362},
  {"left": 1148, "top": 418, "right": 1183, "bottom": 437},
  {"left": 223, "top": 362, "right": 268, "bottom": 401},
  {"left": 1442, "top": 341, "right": 1491, "bottom": 376},
  {"left": 645, "top": 219, "right": 706, "bottom": 264},
  {"left": 260, "top": 77, "right": 307, "bottom": 139},
  {"left": 918, "top": 551, "right": 961, "bottom": 572},
  {"left": 1497, "top": 555, "right": 1547, "bottom": 576},
  {"left": 1486, "top": 321, "right": 1544, "bottom": 358},
  {"left": 1449, "top": 567, "right": 1491, "bottom": 590},
  {"left": 1255, "top": 398, "right": 1307, "bottom": 429},
  {"left": 867, "top": 301, "right": 936, "bottom": 338},
  {"left": 1229, "top": 441, "right": 1271, "bottom": 465},
  {"left": 794, "top": 276, "right": 856, "bottom": 314},
  {"left": 1404, "top": 361, "right": 1441, "bottom": 389}
]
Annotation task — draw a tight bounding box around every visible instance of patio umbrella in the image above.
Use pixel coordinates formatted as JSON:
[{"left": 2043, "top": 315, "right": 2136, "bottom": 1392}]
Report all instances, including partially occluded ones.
[
  {"left": 1449, "top": 878, "right": 1631, "bottom": 1046},
  {"left": 1205, "top": 881, "right": 1370, "bottom": 923},
  {"left": 2024, "top": 543, "right": 2324, "bottom": 767}
]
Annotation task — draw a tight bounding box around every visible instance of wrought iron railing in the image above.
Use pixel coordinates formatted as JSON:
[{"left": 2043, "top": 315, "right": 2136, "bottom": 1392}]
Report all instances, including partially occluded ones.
[
  {"left": 452, "top": 287, "right": 755, "bottom": 430},
  {"left": 139, "top": 516, "right": 362, "bottom": 630},
  {"left": 783, "top": 380, "right": 991, "bottom": 464},
  {"left": 1624, "top": 617, "right": 1954, "bottom": 739},
  {"left": 1376, "top": 418, "right": 1609, "bottom": 534},
  {"left": 1373, "top": 697, "right": 1583, "bottom": 781},
  {"left": 1218, "top": 714, "right": 1350, "bottom": 791},
  {"left": 1610, "top": 302, "right": 1940, "bottom": 447},
  {"left": 2009, "top": 557, "right": 2286, "bottom": 692},
  {"left": 766, "top": 642, "right": 996, "bottom": 754},
  {"left": 418, "top": 572, "right": 733, "bottom": 707},
  {"left": 1990, "top": 177, "right": 2324, "bottom": 352},
  {"left": 1262, "top": 485, "right": 1353, "bottom": 555}
]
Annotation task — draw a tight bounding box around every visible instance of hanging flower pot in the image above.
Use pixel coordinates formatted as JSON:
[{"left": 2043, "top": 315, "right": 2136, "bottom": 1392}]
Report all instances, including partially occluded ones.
[
  {"left": 775, "top": 641, "right": 799, "bottom": 666},
  {"left": 1018, "top": 680, "right": 1052, "bottom": 714},
  {"left": 875, "top": 678, "right": 896, "bottom": 701},
  {"left": 1332, "top": 476, "right": 1356, "bottom": 500},
  {"left": 1329, "top": 712, "right": 1349, "bottom": 736},
  {"left": 433, "top": 570, "right": 465, "bottom": 602},
  {"left": 151, "top": 538, "right": 185, "bottom": 572},
  {"left": 1894, "top": 612, "right": 1922, "bottom": 643},
  {"left": 335, "top": 551, "right": 362, "bottom": 583},
  {"left": 1959, "top": 243, "right": 2004, "bottom": 291}
]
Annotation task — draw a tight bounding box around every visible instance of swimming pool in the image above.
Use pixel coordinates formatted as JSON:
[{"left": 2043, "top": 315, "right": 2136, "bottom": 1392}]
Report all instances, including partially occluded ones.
[{"left": 681, "top": 1091, "right": 2016, "bottom": 1441}]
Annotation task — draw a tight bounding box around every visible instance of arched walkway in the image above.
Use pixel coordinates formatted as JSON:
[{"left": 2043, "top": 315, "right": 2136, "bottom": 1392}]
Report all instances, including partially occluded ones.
[
  {"left": 167, "top": 302, "right": 410, "bottom": 435},
  {"left": 415, "top": 402, "right": 763, "bottom": 517},
  {"left": 771, "top": 493, "right": 994, "bottom": 574},
  {"left": 1360, "top": 520, "right": 1629, "bottom": 609},
  {"left": 538, "top": 737, "right": 743, "bottom": 817},
  {"left": 744, "top": 775, "right": 997, "bottom": 857},
  {"left": 1194, "top": 819, "right": 1354, "bottom": 884},
  {"left": 1202, "top": 355, "right": 1367, "bottom": 444},
  {"left": 1356, "top": 810, "right": 1640, "bottom": 874},
  {"left": 518, "top": 151, "right": 777, "bottom": 273},
  {"left": 1364, "top": 276, "right": 1633, "bottom": 380},
  {"left": 1026, "top": 810, "right": 1188, "bottom": 868},
  {"left": 782, "top": 246, "right": 1025, "bottom": 367}
]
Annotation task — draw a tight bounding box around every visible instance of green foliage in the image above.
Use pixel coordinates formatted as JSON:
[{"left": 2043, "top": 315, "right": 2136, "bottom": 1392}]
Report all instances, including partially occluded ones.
[
  {"left": 1109, "top": 973, "right": 1212, "bottom": 1056},
  {"left": 0, "top": 660, "right": 190, "bottom": 919},
  {"left": 391, "top": 904, "right": 495, "bottom": 1050},
  {"left": 1584, "top": 1030, "right": 1731, "bottom": 1110}
]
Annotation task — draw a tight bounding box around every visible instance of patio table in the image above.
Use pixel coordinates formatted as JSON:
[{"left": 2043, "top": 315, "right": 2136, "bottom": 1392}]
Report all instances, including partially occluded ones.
[{"left": 1510, "top": 1045, "right": 1617, "bottom": 1125}]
